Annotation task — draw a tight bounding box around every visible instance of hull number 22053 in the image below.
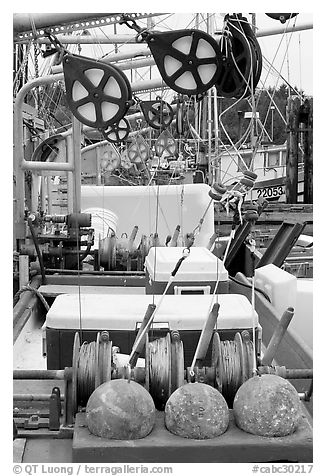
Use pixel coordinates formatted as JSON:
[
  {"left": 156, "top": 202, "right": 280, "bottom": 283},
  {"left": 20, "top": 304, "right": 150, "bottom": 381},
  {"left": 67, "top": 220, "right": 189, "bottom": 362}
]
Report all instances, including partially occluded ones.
[{"left": 256, "top": 186, "right": 284, "bottom": 198}]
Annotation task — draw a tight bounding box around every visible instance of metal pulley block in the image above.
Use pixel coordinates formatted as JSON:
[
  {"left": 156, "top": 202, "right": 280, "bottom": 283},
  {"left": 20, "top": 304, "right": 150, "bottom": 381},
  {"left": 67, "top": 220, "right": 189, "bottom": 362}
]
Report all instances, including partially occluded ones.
[
  {"left": 265, "top": 13, "right": 298, "bottom": 23},
  {"left": 101, "top": 118, "right": 130, "bottom": 144},
  {"left": 120, "top": 148, "right": 133, "bottom": 170},
  {"left": 155, "top": 130, "right": 177, "bottom": 158},
  {"left": 139, "top": 97, "right": 174, "bottom": 130},
  {"left": 145, "top": 28, "right": 223, "bottom": 96},
  {"left": 127, "top": 135, "right": 150, "bottom": 163},
  {"left": 63, "top": 53, "right": 132, "bottom": 128},
  {"left": 176, "top": 95, "right": 185, "bottom": 135},
  {"left": 215, "top": 14, "right": 262, "bottom": 98},
  {"left": 99, "top": 144, "right": 121, "bottom": 173}
]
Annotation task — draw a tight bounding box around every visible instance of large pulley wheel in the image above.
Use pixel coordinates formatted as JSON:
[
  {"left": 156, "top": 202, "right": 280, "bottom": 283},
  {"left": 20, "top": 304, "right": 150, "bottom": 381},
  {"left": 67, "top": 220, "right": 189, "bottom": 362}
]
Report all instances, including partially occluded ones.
[
  {"left": 247, "top": 37, "right": 262, "bottom": 90},
  {"left": 63, "top": 53, "right": 131, "bottom": 128},
  {"left": 101, "top": 118, "right": 130, "bottom": 144},
  {"left": 99, "top": 144, "right": 121, "bottom": 173},
  {"left": 215, "top": 31, "right": 252, "bottom": 98},
  {"left": 146, "top": 29, "right": 223, "bottom": 96},
  {"left": 120, "top": 149, "right": 133, "bottom": 170},
  {"left": 140, "top": 98, "right": 174, "bottom": 130},
  {"left": 215, "top": 14, "right": 262, "bottom": 99},
  {"left": 127, "top": 136, "right": 150, "bottom": 163},
  {"left": 155, "top": 130, "right": 177, "bottom": 157}
]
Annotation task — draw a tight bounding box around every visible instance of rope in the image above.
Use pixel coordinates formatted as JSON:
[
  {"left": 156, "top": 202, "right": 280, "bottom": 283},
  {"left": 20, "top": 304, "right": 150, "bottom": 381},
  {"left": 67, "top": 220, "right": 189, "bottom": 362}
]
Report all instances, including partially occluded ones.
[{"left": 13, "top": 285, "right": 49, "bottom": 311}]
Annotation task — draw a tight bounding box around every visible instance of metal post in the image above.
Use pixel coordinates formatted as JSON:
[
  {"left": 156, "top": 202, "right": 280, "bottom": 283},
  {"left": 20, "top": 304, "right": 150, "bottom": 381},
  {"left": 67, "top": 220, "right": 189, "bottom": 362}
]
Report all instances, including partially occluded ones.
[{"left": 72, "top": 116, "right": 82, "bottom": 214}]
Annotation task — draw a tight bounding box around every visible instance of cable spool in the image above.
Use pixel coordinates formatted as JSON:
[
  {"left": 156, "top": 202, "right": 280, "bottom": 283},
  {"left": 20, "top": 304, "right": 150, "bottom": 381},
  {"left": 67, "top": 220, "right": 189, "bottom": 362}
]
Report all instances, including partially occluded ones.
[
  {"left": 98, "top": 233, "right": 117, "bottom": 271},
  {"left": 147, "top": 334, "right": 171, "bottom": 410},
  {"left": 146, "top": 331, "right": 185, "bottom": 410},
  {"left": 72, "top": 331, "right": 113, "bottom": 410},
  {"left": 211, "top": 331, "right": 256, "bottom": 406}
]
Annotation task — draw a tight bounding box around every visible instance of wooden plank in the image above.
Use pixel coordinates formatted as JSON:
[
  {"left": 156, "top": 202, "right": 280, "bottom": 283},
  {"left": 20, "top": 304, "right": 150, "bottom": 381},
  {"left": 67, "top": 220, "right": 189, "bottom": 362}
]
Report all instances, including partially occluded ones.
[{"left": 73, "top": 411, "right": 312, "bottom": 463}]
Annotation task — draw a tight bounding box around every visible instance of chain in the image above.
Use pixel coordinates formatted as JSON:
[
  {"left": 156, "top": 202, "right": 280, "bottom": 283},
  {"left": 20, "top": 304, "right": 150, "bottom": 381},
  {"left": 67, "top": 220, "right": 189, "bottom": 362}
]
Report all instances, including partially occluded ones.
[
  {"left": 34, "top": 41, "right": 40, "bottom": 78},
  {"left": 13, "top": 41, "right": 32, "bottom": 98}
]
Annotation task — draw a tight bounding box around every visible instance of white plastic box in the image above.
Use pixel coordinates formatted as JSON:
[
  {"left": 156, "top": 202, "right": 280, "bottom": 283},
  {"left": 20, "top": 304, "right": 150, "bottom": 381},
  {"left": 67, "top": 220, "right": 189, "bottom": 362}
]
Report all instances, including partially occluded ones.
[
  {"left": 144, "top": 247, "right": 229, "bottom": 294},
  {"left": 254, "top": 264, "right": 297, "bottom": 317},
  {"left": 254, "top": 264, "right": 313, "bottom": 349},
  {"left": 45, "top": 293, "right": 258, "bottom": 369},
  {"left": 46, "top": 293, "right": 256, "bottom": 331}
]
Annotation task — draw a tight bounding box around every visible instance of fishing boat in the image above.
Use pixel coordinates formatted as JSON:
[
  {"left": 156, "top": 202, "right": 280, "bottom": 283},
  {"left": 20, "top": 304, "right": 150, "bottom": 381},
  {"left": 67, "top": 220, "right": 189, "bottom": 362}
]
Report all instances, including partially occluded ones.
[{"left": 13, "top": 13, "right": 313, "bottom": 464}]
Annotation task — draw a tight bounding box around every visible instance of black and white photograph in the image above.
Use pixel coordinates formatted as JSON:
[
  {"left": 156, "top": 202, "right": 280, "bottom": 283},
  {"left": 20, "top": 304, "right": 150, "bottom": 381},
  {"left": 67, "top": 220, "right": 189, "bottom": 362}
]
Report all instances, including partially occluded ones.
[{"left": 11, "top": 7, "right": 315, "bottom": 473}]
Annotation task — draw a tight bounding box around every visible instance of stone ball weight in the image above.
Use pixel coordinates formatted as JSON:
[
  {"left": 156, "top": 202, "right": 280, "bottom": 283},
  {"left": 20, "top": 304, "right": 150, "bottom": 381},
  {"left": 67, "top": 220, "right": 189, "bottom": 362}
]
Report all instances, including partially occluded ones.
[
  {"left": 233, "top": 374, "right": 302, "bottom": 437},
  {"left": 86, "top": 379, "right": 156, "bottom": 439},
  {"left": 165, "top": 382, "right": 229, "bottom": 439}
]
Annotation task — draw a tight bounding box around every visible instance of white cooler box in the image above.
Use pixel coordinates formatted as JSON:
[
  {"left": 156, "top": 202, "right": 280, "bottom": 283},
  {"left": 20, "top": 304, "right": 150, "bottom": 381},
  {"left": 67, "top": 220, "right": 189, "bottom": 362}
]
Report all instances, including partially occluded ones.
[
  {"left": 46, "top": 293, "right": 258, "bottom": 369},
  {"left": 145, "top": 247, "right": 229, "bottom": 295}
]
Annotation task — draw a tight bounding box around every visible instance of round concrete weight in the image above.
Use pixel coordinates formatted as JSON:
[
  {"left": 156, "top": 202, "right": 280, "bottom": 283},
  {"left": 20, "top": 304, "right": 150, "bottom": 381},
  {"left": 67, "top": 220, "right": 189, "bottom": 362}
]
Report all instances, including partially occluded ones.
[
  {"left": 233, "top": 374, "right": 302, "bottom": 437},
  {"left": 165, "top": 383, "right": 229, "bottom": 439},
  {"left": 86, "top": 379, "right": 156, "bottom": 439}
]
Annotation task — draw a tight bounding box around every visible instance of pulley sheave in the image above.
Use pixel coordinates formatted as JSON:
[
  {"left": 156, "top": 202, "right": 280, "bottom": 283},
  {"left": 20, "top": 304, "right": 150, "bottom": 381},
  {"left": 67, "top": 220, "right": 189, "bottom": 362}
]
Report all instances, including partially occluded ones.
[
  {"left": 101, "top": 118, "right": 130, "bottom": 144},
  {"left": 215, "top": 15, "right": 262, "bottom": 99},
  {"left": 155, "top": 130, "right": 177, "bottom": 158},
  {"left": 63, "top": 53, "right": 131, "bottom": 128},
  {"left": 146, "top": 29, "right": 223, "bottom": 96},
  {"left": 127, "top": 135, "right": 150, "bottom": 163},
  {"left": 139, "top": 98, "right": 174, "bottom": 130}
]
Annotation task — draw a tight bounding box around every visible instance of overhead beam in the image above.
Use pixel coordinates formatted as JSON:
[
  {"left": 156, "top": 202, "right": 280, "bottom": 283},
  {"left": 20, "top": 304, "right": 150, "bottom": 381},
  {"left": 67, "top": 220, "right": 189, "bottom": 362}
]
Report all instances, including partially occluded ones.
[
  {"left": 14, "top": 13, "right": 166, "bottom": 42},
  {"left": 30, "top": 21, "right": 313, "bottom": 45}
]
